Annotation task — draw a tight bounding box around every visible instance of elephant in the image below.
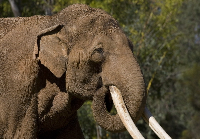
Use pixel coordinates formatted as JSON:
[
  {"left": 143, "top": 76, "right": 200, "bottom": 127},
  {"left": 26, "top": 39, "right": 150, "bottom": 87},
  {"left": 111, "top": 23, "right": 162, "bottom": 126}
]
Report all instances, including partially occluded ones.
[{"left": 0, "top": 4, "right": 171, "bottom": 139}]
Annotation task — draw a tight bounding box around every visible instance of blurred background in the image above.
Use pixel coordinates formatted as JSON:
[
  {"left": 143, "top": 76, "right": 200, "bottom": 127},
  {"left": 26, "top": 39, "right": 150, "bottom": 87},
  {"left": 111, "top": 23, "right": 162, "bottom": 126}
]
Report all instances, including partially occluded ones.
[{"left": 0, "top": 0, "right": 199, "bottom": 138}]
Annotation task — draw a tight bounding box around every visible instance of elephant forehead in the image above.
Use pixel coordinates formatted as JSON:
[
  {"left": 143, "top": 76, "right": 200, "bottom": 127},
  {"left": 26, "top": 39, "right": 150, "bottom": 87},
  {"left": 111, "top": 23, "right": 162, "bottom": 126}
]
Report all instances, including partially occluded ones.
[
  {"left": 91, "top": 33, "right": 131, "bottom": 54},
  {"left": 63, "top": 13, "right": 119, "bottom": 36}
]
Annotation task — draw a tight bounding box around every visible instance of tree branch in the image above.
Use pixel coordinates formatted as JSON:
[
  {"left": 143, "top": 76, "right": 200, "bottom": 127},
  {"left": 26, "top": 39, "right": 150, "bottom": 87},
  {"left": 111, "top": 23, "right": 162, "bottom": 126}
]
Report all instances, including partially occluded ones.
[{"left": 8, "top": 0, "right": 21, "bottom": 17}]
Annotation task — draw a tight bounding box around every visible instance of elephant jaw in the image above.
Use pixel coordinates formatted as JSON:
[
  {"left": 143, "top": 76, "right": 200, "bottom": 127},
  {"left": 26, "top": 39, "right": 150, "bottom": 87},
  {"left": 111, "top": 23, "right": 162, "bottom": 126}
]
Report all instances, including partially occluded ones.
[{"left": 109, "top": 86, "right": 172, "bottom": 139}]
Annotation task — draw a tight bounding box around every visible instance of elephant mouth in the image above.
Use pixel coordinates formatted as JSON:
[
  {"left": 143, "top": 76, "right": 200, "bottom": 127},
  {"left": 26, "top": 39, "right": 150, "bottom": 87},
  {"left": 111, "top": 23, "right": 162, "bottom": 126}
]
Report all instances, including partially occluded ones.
[{"left": 93, "top": 86, "right": 172, "bottom": 139}]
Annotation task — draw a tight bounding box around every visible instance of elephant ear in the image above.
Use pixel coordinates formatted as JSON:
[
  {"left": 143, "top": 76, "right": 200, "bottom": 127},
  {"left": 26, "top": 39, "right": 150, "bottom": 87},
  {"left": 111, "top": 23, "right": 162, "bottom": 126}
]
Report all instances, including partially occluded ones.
[{"left": 34, "top": 25, "right": 68, "bottom": 78}]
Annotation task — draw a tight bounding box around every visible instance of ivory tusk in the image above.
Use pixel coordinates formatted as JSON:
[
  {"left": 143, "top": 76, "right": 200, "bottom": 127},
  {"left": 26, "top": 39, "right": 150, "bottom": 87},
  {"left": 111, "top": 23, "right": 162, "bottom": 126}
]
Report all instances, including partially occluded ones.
[
  {"left": 109, "top": 86, "right": 145, "bottom": 139},
  {"left": 142, "top": 107, "right": 172, "bottom": 139}
]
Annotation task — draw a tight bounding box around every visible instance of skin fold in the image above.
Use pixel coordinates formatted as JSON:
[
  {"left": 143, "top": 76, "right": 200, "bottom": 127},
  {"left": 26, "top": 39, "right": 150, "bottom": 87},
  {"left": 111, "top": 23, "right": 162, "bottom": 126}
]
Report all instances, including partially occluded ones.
[{"left": 0, "top": 4, "right": 146, "bottom": 139}]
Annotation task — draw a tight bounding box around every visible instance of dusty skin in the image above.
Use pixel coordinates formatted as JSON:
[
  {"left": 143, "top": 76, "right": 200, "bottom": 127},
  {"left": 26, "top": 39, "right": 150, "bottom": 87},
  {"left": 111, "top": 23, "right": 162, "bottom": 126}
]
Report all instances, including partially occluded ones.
[{"left": 0, "top": 4, "right": 146, "bottom": 138}]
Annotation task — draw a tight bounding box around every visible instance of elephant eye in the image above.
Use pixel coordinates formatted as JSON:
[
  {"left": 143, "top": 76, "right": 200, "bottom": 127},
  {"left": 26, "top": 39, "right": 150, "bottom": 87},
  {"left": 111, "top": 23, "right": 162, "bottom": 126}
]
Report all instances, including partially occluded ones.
[{"left": 90, "top": 48, "right": 105, "bottom": 63}]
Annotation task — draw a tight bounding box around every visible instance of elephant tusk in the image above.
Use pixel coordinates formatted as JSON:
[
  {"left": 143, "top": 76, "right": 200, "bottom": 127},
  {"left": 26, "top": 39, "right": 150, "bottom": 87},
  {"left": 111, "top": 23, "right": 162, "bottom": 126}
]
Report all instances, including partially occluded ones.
[
  {"left": 109, "top": 86, "right": 145, "bottom": 139},
  {"left": 142, "top": 107, "right": 172, "bottom": 139}
]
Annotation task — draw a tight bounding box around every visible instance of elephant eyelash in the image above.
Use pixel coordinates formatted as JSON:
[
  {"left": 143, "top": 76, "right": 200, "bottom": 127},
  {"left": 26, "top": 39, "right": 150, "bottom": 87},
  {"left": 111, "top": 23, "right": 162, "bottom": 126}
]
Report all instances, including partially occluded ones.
[
  {"left": 92, "top": 48, "right": 104, "bottom": 54},
  {"left": 92, "top": 42, "right": 103, "bottom": 53}
]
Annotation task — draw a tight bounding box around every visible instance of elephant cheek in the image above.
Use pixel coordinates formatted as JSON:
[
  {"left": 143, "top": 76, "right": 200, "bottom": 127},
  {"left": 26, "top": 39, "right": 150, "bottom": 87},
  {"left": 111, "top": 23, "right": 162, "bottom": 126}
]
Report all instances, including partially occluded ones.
[{"left": 92, "top": 87, "right": 126, "bottom": 132}]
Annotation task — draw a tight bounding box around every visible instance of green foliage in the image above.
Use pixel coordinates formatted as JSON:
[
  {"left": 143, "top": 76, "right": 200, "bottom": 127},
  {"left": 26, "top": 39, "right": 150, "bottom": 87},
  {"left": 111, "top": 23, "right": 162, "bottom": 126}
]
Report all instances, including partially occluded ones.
[
  {"left": 183, "top": 64, "right": 200, "bottom": 111},
  {"left": 130, "top": 1, "right": 183, "bottom": 137},
  {"left": 135, "top": 0, "right": 183, "bottom": 95},
  {"left": 53, "top": 0, "right": 86, "bottom": 13},
  {"left": 181, "top": 130, "right": 193, "bottom": 139},
  {"left": 0, "top": 0, "right": 13, "bottom": 17},
  {"left": 175, "top": 0, "right": 200, "bottom": 138},
  {"left": 0, "top": 0, "right": 49, "bottom": 17},
  {"left": 178, "top": 0, "right": 200, "bottom": 64},
  {"left": 178, "top": 64, "right": 200, "bottom": 138},
  {"left": 78, "top": 101, "right": 97, "bottom": 139},
  {"left": 20, "top": 0, "right": 45, "bottom": 16}
]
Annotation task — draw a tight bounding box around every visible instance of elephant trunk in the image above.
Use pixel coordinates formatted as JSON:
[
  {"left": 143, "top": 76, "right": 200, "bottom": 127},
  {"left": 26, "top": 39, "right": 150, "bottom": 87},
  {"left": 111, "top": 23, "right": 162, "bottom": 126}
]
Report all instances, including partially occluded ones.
[{"left": 92, "top": 50, "right": 147, "bottom": 132}]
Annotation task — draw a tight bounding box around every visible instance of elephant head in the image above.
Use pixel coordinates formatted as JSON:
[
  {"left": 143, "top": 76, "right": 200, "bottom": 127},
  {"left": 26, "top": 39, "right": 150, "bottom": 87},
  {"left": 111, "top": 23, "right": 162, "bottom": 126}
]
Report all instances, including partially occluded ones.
[{"left": 34, "top": 4, "right": 171, "bottom": 138}]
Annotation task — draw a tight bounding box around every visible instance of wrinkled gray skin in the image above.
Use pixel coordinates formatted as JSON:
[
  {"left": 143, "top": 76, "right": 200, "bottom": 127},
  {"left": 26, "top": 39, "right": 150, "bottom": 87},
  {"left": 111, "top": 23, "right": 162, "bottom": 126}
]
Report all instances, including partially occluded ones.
[{"left": 0, "top": 4, "right": 146, "bottom": 139}]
